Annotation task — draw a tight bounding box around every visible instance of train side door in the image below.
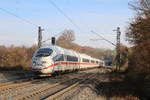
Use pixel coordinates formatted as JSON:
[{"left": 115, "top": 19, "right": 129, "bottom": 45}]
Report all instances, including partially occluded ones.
[
  {"left": 61, "top": 54, "right": 65, "bottom": 72},
  {"left": 53, "top": 54, "right": 64, "bottom": 72},
  {"left": 78, "top": 55, "right": 81, "bottom": 70},
  {"left": 74, "top": 55, "right": 80, "bottom": 71}
]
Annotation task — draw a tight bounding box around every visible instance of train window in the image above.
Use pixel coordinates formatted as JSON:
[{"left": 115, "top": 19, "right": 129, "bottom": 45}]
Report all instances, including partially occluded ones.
[
  {"left": 91, "top": 60, "right": 95, "bottom": 63},
  {"left": 36, "top": 48, "right": 53, "bottom": 57},
  {"left": 66, "top": 55, "right": 78, "bottom": 62},
  {"left": 82, "top": 58, "right": 89, "bottom": 63},
  {"left": 53, "top": 54, "right": 64, "bottom": 62}
]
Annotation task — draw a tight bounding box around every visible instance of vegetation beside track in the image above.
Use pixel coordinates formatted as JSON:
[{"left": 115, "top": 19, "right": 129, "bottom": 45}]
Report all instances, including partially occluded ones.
[
  {"left": 125, "top": 0, "right": 150, "bottom": 81},
  {"left": 98, "top": 1, "right": 150, "bottom": 100}
]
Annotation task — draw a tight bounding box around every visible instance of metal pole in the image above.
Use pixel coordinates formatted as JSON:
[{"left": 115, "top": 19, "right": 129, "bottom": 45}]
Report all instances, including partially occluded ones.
[
  {"left": 38, "top": 26, "right": 42, "bottom": 48},
  {"left": 116, "top": 27, "right": 121, "bottom": 71}
]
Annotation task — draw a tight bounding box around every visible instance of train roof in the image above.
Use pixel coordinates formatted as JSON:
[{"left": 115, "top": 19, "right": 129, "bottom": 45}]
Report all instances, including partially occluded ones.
[{"left": 40, "top": 45, "right": 101, "bottom": 61}]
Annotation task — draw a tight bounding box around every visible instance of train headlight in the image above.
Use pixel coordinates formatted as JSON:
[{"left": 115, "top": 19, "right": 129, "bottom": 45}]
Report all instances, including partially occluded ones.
[{"left": 32, "top": 61, "right": 36, "bottom": 66}]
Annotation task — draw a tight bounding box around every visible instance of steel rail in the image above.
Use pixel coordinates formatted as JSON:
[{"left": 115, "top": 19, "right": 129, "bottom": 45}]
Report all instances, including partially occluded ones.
[
  {"left": 43, "top": 73, "right": 96, "bottom": 100},
  {"left": 13, "top": 78, "right": 79, "bottom": 100},
  {"left": 12, "top": 73, "right": 95, "bottom": 100},
  {"left": 0, "top": 79, "right": 39, "bottom": 91}
]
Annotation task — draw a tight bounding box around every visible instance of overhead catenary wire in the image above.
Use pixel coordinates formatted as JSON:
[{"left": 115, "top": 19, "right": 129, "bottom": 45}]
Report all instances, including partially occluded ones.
[
  {"left": 0, "top": 7, "right": 39, "bottom": 27},
  {"left": 0, "top": 7, "right": 50, "bottom": 47},
  {"left": 91, "top": 30, "right": 116, "bottom": 46},
  {"left": 0, "top": 7, "right": 54, "bottom": 44},
  {"left": 49, "top": 0, "right": 83, "bottom": 33},
  {"left": 0, "top": 6, "right": 62, "bottom": 43},
  {"left": 0, "top": 2, "right": 116, "bottom": 47},
  {"left": 48, "top": 0, "right": 116, "bottom": 47}
]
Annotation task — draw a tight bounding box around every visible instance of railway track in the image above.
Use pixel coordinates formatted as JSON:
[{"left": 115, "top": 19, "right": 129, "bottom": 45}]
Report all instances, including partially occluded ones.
[
  {"left": 14, "top": 73, "right": 96, "bottom": 100},
  {"left": 0, "top": 73, "right": 70, "bottom": 90},
  {"left": 0, "top": 77, "right": 34, "bottom": 87},
  {"left": 0, "top": 68, "right": 108, "bottom": 100},
  {"left": 43, "top": 73, "right": 97, "bottom": 100},
  {"left": 13, "top": 77, "right": 79, "bottom": 100},
  {"left": 0, "top": 78, "right": 40, "bottom": 91}
]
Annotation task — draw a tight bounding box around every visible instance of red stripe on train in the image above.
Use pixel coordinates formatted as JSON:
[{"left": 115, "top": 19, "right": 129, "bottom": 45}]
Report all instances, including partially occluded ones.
[{"left": 32, "top": 62, "right": 99, "bottom": 70}]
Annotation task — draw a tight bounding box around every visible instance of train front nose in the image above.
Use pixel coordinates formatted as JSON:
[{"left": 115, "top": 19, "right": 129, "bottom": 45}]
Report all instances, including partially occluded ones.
[
  {"left": 32, "top": 58, "right": 53, "bottom": 74},
  {"left": 32, "top": 47, "right": 54, "bottom": 74}
]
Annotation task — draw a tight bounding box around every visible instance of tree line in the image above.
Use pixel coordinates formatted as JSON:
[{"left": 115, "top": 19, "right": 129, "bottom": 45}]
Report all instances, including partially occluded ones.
[{"left": 0, "top": 45, "right": 37, "bottom": 70}]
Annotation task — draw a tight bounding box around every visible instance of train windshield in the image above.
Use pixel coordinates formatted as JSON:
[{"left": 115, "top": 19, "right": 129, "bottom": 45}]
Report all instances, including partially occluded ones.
[{"left": 35, "top": 48, "right": 53, "bottom": 57}]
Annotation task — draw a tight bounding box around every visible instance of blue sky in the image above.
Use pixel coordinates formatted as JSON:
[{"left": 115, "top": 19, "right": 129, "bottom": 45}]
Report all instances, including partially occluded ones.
[{"left": 0, "top": 0, "right": 134, "bottom": 49}]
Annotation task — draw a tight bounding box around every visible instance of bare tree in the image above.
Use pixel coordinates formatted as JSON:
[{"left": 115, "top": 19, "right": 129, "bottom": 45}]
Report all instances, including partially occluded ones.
[
  {"left": 126, "top": 0, "right": 150, "bottom": 76},
  {"left": 130, "top": 0, "right": 150, "bottom": 16},
  {"left": 57, "top": 29, "right": 75, "bottom": 42}
]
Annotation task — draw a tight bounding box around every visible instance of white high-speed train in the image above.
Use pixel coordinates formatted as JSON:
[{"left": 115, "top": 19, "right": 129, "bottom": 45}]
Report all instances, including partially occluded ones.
[{"left": 31, "top": 45, "right": 105, "bottom": 74}]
